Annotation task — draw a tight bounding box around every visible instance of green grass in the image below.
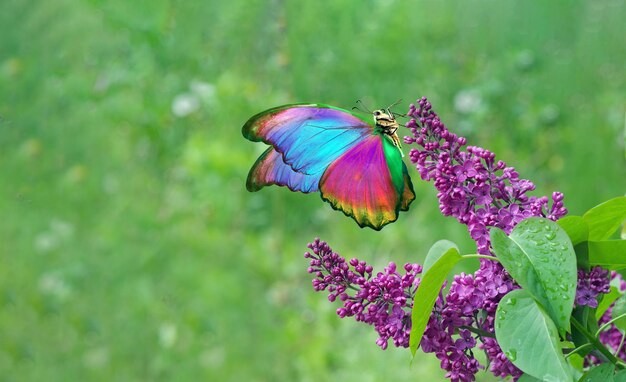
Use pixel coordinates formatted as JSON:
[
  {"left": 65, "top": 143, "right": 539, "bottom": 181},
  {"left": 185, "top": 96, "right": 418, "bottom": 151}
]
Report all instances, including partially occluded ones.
[{"left": 0, "top": 0, "right": 624, "bottom": 381}]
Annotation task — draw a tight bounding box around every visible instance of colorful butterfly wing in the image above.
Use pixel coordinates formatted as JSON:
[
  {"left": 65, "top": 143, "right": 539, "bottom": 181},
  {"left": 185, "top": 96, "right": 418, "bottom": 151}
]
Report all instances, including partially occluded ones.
[
  {"left": 400, "top": 161, "right": 416, "bottom": 211},
  {"left": 246, "top": 147, "right": 320, "bottom": 193},
  {"left": 242, "top": 104, "right": 373, "bottom": 176},
  {"left": 319, "top": 133, "right": 415, "bottom": 230}
]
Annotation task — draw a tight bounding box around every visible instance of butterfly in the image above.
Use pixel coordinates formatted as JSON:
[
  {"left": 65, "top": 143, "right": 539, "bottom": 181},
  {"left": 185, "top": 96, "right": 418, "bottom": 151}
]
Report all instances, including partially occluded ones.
[{"left": 242, "top": 102, "right": 415, "bottom": 230}]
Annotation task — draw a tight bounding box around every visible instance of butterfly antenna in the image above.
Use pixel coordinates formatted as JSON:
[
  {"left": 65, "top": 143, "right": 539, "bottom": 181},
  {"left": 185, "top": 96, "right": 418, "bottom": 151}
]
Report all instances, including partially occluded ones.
[
  {"left": 387, "top": 99, "right": 403, "bottom": 109},
  {"left": 386, "top": 99, "right": 404, "bottom": 118},
  {"left": 351, "top": 99, "right": 361, "bottom": 112},
  {"left": 354, "top": 99, "right": 372, "bottom": 114}
]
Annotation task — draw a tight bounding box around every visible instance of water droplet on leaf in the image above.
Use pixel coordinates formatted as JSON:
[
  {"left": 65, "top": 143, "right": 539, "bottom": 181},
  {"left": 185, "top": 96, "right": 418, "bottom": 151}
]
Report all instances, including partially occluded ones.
[{"left": 504, "top": 349, "right": 517, "bottom": 361}]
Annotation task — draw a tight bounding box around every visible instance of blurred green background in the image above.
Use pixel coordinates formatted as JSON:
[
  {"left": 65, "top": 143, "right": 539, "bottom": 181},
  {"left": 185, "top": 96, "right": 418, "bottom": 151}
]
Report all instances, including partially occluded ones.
[{"left": 1, "top": 0, "right": 625, "bottom": 381}]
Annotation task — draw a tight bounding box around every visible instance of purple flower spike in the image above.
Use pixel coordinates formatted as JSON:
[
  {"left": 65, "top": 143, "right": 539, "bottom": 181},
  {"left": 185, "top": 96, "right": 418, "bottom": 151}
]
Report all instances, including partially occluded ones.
[
  {"left": 402, "top": 97, "right": 573, "bottom": 380},
  {"left": 405, "top": 97, "right": 568, "bottom": 252},
  {"left": 305, "top": 239, "right": 422, "bottom": 350}
]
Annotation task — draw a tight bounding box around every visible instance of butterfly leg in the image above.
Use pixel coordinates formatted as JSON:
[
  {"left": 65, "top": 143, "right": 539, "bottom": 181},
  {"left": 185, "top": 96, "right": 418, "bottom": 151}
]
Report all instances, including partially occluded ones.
[{"left": 386, "top": 133, "right": 404, "bottom": 157}]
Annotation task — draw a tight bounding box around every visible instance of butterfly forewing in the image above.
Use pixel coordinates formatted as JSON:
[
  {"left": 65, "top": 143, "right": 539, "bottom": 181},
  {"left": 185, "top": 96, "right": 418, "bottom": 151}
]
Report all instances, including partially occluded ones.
[{"left": 242, "top": 104, "right": 372, "bottom": 175}]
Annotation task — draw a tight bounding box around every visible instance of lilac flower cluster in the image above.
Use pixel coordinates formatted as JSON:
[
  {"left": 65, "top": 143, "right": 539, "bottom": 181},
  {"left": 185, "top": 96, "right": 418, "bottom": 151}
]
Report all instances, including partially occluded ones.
[
  {"left": 402, "top": 97, "right": 574, "bottom": 379},
  {"left": 304, "top": 238, "right": 422, "bottom": 350},
  {"left": 575, "top": 267, "right": 611, "bottom": 308},
  {"left": 421, "top": 272, "right": 487, "bottom": 380},
  {"left": 303, "top": 97, "right": 617, "bottom": 381},
  {"left": 405, "top": 97, "right": 568, "bottom": 254},
  {"left": 598, "top": 272, "right": 626, "bottom": 360}
]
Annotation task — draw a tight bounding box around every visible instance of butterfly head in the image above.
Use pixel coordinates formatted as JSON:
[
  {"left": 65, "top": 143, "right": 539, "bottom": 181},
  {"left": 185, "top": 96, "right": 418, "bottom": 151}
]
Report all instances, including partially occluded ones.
[
  {"left": 373, "top": 108, "right": 396, "bottom": 123},
  {"left": 372, "top": 109, "right": 399, "bottom": 135}
]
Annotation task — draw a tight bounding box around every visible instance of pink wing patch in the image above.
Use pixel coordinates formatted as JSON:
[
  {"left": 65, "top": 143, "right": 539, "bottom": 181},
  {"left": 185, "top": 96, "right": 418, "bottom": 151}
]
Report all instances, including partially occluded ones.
[{"left": 319, "top": 135, "right": 401, "bottom": 230}]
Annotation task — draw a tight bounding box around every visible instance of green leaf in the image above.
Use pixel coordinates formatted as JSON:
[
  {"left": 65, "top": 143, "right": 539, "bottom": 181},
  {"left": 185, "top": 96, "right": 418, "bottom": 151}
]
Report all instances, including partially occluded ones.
[
  {"left": 567, "top": 352, "right": 585, "bottom": 374},
  {"left": 409, "top": 245, "right": 462, "bottom": 355},
  {"left": 422, "top": 240, "right": 459, "bottom": 274},
  {"left": 612, "top": 294, "right": 626, "bottom": 332},
  {"left": 559, "top": 342, "right": 584, "bottom": 379},
  {"left": 583, "top": 196, "right": 626, "bottom": 241},
  {"left": 571, "top": 306, "right": 599, "bottom": 358},
  {"left": 588, "top": 240, "right": 626, "bottom": 270},
  {"left": 574, "top": 241, "right": 590, "bottom": 271},
  {"left": 615, "top": 369, "right": 626, "bottom": 382},
  {"left": 578, "top": 363, "right": 615, "bottom": 382},
  {"left": 558, "top": 216, "right": 589, "bottom": 246},
  {"left": 495, "top": 289, "right": 572, "bottom": 381},
  {"left": 490, "top": 218, "right": 577, "bottom": 333},
  {"left": 596, "top": 286, "right": 622, "bottom": 321},
  {"left": 517, "top": 374, "right": 544, "bottom": 382},
  {"left": 570, "top": 306, "right": 590, "bottom": 353}
]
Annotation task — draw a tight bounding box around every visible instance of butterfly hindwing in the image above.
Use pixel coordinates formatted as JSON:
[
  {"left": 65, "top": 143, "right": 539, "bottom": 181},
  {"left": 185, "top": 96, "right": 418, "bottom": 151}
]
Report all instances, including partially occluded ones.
[{"left": 246, "top": 147, "right": 320, "bottom": 193}]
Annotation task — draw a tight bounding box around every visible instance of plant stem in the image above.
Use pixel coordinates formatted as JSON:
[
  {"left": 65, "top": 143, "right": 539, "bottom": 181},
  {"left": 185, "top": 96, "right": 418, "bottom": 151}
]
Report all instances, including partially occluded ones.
[
  {"left": 571, "top": 316, "right": 622, "bottom": 368},
  {"left": 596, "top": 312, "right": 626, "bottom": 336},
  {"left": 460, "top": 325, "right": 495, "bottom": 338},
  {"left": 462, "top": 254, "right": 500, "bottom": 262},
  {"left": 564, "top": 343, "right": 592, "bottom": 359},
  {"left": 615, "top": 331, "right": 626, "bottom": 358}
]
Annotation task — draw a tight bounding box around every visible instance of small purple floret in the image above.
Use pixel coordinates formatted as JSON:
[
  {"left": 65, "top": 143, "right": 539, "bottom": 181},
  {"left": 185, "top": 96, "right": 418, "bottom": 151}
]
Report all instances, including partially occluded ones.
[{"left": 575, "top": 267, "right": 610, "bottom": 308}]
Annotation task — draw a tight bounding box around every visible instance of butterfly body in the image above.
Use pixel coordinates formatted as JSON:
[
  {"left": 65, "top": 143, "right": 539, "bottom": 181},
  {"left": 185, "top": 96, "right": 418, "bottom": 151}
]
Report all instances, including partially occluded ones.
[
  {"left": 371, "top": 108, "right": 403, "bottom": 153},
  {"left": 242, "top": 103, "right": 414, "bottom": 230}
]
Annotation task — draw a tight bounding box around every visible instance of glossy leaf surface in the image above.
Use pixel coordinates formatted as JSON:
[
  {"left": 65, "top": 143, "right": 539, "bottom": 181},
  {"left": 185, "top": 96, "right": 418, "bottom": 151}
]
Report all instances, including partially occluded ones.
[
  {"left": 409, "top": 245, "right": 462, "bottom": 355},
  {"left": 583, "top": 196, "right": 626, "bottom": 241},
  {"left": 490, "top": 218, "right": 577, "bottom": 333},
  {"left": 495, "top": 289, "right": 572, "bottom": 382}
]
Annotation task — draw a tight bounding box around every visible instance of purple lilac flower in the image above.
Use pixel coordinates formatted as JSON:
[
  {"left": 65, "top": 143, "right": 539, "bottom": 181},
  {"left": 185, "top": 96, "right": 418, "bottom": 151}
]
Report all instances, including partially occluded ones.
[
  {"left": 481, "top": 337, "right": 523, "bottom": 379},
  {"left": 405, "top": 96, "right": 568, "bottom": 253},
  {"left": 305, "top": 238, "right": 482, "bottom": 381},
  {"left": 404, "top": 97, "right": 569, "bottom": 379},
  {"left": 304, "top": 238, "right": 421, "bottom": 350},
  {"left": 589, "top": 267, "right": 612, "bottom": 294},
  {"left": 596, "top": 272, "right": 626, "bottom": 361},
  {"left": 576, "top": 267, "right": 611, "bottom": 308}
]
